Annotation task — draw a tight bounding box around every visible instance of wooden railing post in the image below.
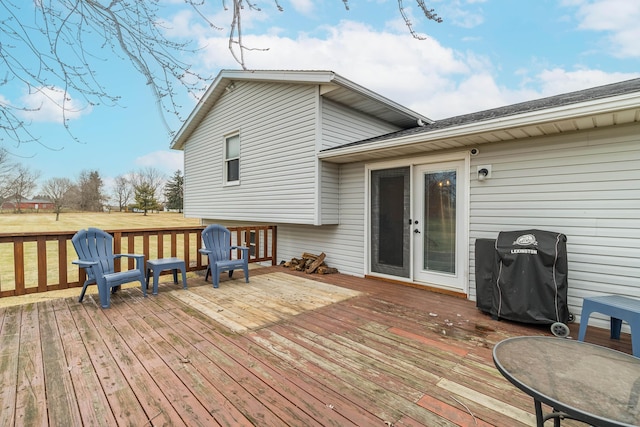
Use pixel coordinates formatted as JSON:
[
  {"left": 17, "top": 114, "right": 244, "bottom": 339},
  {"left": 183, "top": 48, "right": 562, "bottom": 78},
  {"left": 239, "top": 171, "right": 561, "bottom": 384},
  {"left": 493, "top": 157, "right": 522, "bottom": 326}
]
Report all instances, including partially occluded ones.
[
  {"left": 127, "top": 234, "right": 135, "bottom": 270},
  {"left": 113, "top": 232, "right": 122, "bottom": 272},
  {"left": 13, "top": 237, "right": 25, "bottom": 296},
  {"left": 37, "top": 236, "right": 47, "bottom": 293},
  {"left": 57, "top": 236, "right": 68, "bottom": 289},
  {"left": 157, "top": 233, "right": 164, "bottom": 259},
  {"left": 271, "top": 225, "right": 278, "bottom": 266},
  {"left": 182, "top": 230, "right": 189, "bottom": 269}
]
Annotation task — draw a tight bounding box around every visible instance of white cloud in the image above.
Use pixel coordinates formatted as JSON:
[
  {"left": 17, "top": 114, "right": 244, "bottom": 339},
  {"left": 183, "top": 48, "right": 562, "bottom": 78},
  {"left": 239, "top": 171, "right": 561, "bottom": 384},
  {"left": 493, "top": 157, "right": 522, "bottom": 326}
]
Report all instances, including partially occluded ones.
[
  {"left": 135, "top": 150, "right": 183, "bottom": 176},
  {"left": 196, "top": 20, "right": 475, "bottom": 117},
  {"left": 535, "top": 68, "right": 639, "bottom": 95},
  {"left": 435, "top": 0, "right": 485, "bottom": 28},
  {"left": 571, "top": 0, "right": 640, "bottom": 57},
  {"left": 0, "top": 94, "right": 10, "bottom": 108},
  {"left": 289, "top": 0, "right": 315, "bottom": 16},
  {"left": 411, "top": 73, "right": 512, "bottom": 119},
  {"left": 161, "top": 9, "right": 200, "bottom": 38},
  {"left": 18, "top": 86, "right": 91, "bottom": 123},
  {"left": 409, "top": 67, "right": 640, "bottom": 120},
  {"left": 444, "top": 8, "right": 484, "bottom": 29},
  {"left": 188, "top": 9, "right": 639, "bottom": 120}
]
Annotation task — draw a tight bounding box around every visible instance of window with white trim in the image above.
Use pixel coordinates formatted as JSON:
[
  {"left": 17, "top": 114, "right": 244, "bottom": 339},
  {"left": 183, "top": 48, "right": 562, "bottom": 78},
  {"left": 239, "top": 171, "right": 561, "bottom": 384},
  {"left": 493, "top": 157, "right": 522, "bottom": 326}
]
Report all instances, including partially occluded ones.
[{"left": 224, "top": 134, "right": 240, "bottom": 184}]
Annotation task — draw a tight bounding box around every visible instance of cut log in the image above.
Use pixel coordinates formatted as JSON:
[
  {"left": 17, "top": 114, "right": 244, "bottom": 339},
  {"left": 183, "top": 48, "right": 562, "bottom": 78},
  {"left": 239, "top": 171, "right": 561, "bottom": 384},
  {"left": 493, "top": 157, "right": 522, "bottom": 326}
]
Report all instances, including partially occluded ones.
[
  {"left": 302, "top": 252, "right": 320, "bottom": 260},
  {"left": 288, "top": 258, "right": 303, "bottom": 270},
  {"left": 305, "top": 252, "right": 326, "bottom": 274},
  {"left": 317, "top": 266, "right": 338, "bottom": 275},
  {"left": 284, "top": 252, "right": 335, "bottom": 274}
]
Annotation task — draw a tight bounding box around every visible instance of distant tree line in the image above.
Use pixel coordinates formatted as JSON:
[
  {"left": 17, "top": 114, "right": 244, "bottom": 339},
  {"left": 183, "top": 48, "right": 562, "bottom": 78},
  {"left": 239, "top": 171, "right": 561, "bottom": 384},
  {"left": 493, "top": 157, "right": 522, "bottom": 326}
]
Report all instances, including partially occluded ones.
[{"left": 0, "top": 148, "right": 183, "bottom": 221}]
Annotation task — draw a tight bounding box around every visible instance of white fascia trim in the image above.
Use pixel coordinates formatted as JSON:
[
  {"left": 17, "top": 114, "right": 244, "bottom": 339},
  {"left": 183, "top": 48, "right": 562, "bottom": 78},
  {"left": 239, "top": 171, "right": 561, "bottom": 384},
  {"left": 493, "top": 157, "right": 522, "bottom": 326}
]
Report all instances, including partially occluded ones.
[
  {"left": 170, "top": 71, "right": 229, "bottom": 150},
  {"left": 318, "top": 92, "right": 640, "bottom": 160},
  {"left": 220, "top": 69, "right": 336, "bottom": 84},
  {"left": 331, "top": 74, "right": 433, "bottom": 125}
]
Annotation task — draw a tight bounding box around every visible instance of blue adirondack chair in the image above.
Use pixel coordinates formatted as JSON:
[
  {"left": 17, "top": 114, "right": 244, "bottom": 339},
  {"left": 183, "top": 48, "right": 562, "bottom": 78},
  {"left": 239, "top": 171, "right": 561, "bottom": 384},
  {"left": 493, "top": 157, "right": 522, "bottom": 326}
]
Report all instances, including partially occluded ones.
[
  {"left": 199, "top": 224, "right": 249, "bottom": 288},
  {"left": 72, "top": 227, "right": 146, "bottom": 308}
]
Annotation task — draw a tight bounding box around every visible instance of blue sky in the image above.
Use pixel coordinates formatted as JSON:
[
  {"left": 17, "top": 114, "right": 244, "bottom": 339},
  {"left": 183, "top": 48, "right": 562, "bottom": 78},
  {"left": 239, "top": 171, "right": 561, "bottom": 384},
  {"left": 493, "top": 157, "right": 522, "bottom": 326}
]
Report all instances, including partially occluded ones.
[{"left": 3, "top": 0, "right": 639, "bottom": 194}]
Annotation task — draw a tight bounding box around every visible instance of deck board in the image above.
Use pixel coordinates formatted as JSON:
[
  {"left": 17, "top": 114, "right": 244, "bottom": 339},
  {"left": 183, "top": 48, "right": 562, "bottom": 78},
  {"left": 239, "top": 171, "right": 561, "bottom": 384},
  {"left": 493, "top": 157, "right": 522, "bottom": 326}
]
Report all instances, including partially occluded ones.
[
  {"left": 39, "top": 300, "right": 83, "bottom": 426},
  {"left": 0, "top": 267, "right": 631, "bottom": 426},
  {"left": 151, "top": 288, "right": 319, "bottom": 426},
  {"left": 0, "top": 305, "right": 20, "bottom": 427},
  {"left": 68, "top": 299, "right": 152, "bottom": 425},
  {"left": 15, "top": 303, "right": 47, "bottom": 426},
  {"left": 108, "top": 295, "right": 215, "bottom": 426},
  {"left": 51, "top": 298, "right": 118, "bottom": 426}
]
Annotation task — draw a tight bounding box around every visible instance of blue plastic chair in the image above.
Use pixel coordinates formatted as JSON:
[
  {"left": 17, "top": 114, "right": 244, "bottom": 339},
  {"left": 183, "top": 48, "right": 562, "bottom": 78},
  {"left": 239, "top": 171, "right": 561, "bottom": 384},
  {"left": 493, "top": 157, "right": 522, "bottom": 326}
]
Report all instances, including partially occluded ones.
[
  {"left": 199, "top": 224, "right": 249, "bottom": 288},
  {"left": 72, "top": 227, "right": 146, "bottom": 308}
]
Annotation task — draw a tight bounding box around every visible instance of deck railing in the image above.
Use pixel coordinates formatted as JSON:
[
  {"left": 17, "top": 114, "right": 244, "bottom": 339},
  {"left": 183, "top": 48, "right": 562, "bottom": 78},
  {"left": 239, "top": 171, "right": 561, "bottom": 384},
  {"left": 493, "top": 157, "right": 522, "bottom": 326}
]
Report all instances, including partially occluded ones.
[{"left": 0, "top": 225, "right": 277, "bottom": 298}]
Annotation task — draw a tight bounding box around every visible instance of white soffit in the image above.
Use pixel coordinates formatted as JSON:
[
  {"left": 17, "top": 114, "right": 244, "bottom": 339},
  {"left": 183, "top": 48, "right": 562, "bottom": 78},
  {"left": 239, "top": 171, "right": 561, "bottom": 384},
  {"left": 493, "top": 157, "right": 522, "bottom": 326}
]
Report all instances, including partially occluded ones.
[{"left": 318, "top": 92, "right": 640, "bottom": 163}]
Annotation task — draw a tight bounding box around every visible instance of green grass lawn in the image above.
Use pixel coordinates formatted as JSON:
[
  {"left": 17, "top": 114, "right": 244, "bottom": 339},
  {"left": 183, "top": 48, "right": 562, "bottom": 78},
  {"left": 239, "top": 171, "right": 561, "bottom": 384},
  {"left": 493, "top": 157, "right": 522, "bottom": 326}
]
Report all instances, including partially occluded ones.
[{"left": 0, "top": 211, "right": 201, "bottom": 232}]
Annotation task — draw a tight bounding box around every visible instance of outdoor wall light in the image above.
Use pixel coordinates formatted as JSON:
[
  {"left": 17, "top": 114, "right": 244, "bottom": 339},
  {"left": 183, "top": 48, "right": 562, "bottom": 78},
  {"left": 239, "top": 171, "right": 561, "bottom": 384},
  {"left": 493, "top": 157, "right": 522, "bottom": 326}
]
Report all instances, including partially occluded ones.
[
  {"left": 477, "top": 165, "right": 492, "bottom": 181},
  {"left": 225, "top": 82, "right": 236, "bottom": 92}
]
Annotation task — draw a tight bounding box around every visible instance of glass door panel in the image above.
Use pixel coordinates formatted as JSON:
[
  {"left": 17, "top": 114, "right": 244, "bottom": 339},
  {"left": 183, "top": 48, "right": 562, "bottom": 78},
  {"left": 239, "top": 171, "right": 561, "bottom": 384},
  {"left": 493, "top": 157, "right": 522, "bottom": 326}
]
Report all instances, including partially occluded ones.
[
  {"left": 413, "top": 161, "right": 466, "bottom": 292},
  {"left": 370, "top": 167, "right": 410, "bottom": 278},
  {"left": 423, "top": 170, "right": 456, "bottom": 274}
]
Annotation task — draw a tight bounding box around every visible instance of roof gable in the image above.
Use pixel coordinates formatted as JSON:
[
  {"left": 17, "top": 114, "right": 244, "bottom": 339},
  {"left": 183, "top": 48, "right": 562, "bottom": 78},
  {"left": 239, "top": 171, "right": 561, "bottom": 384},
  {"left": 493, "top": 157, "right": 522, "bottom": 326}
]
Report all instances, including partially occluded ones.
[{"left": 170, "top": 70, "right": 431, "bottom": 150}]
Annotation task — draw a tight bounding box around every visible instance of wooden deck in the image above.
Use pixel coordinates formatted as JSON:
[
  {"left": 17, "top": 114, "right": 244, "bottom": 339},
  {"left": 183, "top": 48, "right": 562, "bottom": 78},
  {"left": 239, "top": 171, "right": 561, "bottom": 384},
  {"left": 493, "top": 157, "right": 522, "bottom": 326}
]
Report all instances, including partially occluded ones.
[{"left": 0, "top": 267, "right": 631, "bottom": 426}]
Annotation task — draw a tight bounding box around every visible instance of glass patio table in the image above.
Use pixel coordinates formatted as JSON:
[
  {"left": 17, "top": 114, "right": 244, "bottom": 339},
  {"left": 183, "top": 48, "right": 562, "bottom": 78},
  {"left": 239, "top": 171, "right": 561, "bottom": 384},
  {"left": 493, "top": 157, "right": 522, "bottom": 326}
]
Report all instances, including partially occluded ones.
[{"left": 493, "top": 336, "right": 640, "bottom": 427}]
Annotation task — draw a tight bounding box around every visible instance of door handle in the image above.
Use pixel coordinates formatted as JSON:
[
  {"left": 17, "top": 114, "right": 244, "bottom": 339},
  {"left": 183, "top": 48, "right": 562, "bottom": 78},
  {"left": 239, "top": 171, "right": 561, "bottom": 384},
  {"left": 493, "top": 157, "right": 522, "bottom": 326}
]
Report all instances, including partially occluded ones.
[{"left": 414, "top": 229, "right": 421, "bottom": 234}]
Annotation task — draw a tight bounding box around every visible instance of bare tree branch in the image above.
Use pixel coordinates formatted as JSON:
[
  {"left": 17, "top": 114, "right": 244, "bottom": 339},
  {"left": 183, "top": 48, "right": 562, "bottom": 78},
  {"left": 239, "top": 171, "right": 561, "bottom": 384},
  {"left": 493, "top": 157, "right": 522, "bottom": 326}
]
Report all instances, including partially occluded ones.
[
  {"left": 41, "top": 176, "right": 73, "bottom": 220},
  {"left": 398, "top": 0, "right": 442, "bottom": 40},
  {"left": 112, "top": 174, "right": 132, "bottom": 212},
  {"left": 0, "top": 0, "right": 212, "bottom": 146},
  {"left": 6, "top": 164, "right": 40, "bottom": 212},
  {"left": 0, "top": 1, "right": 442, "bottom": 147}
]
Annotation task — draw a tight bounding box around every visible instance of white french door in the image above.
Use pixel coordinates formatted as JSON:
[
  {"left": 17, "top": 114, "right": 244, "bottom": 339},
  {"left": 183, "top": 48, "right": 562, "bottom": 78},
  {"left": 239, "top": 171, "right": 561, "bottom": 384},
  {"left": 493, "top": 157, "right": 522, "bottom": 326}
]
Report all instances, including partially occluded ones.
[
  {"left": 411, "top": 161, "right": 467, "bottom": 292},
  {"left": 369, "top": 159, "right": 468, "bottom": 293}
]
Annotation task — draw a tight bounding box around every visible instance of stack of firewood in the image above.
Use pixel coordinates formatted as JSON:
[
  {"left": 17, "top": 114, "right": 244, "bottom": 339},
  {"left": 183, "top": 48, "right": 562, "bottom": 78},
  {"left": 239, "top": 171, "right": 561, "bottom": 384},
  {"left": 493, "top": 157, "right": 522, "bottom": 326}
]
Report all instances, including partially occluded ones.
[{"left": 282, "top": 252, "right": 339, "bottom": 274}]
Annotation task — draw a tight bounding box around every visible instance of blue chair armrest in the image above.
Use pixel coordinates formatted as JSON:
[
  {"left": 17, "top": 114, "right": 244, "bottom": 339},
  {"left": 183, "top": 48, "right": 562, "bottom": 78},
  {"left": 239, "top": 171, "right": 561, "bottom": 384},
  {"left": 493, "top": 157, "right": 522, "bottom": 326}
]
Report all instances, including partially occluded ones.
[
  {"left": 199, "top": 248, "right": 212, "bottom": 255},
  {"left": 72, "top": 259, "right": 98, "bottom": 268},
  {"left": 231, "top": 246, "right": 250, "bottom": 258},
  {"left": 116, "top": 253, "right": 145, "bottom": 268},
  {"left": 115, "top": 253, "right": 144, "bottom": 259}
]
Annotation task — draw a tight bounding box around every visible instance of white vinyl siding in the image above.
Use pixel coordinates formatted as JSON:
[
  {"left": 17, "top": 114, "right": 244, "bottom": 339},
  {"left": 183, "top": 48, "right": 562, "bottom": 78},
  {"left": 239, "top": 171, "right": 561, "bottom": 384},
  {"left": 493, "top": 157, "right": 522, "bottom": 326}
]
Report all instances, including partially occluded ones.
[
  {"left": 468, "top": 122, "right": 640, "bottom": 329},
  {"left": 273, "top": 162, "right": 367, "bottom": 273},
  {"left": 317, "top": 99, "right": 402, "bottom": 224},
  {"left": 320, "top": 161, "right": 340, "bottom": 224},
  {"left": 207, "top": 162, "right": 367, "bottom": 274},
  {"left": 184, "top": 81, "right": 318, "bottom": 224},
  {"left": 321, "top": 99, "right": 402, "bottom": 149},
  {"left": 183, "top": 80, "right": 411, "bottom": 226}
]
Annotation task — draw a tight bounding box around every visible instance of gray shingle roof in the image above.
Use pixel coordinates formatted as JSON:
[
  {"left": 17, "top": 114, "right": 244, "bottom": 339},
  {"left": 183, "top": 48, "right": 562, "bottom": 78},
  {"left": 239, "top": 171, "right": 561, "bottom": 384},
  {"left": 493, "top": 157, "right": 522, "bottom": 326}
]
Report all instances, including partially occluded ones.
[{"left": 322, "top": 77, "right": 640, "bottom": 151}]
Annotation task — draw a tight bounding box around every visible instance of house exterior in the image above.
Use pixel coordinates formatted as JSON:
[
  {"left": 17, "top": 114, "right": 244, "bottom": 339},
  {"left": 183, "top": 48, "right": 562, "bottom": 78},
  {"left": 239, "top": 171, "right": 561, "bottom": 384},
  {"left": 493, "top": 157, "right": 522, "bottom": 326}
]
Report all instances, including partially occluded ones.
[
  {"left": 172, "top": 70, "right": 640, "bottom": 328},
  {"left": 1, "top": 197, "right": 55, "bottom": 211}
]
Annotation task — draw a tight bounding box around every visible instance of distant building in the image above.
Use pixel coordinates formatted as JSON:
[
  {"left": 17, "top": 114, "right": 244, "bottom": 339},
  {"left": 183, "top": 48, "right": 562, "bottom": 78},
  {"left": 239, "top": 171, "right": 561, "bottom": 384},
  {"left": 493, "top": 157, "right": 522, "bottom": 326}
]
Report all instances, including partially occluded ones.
[{"left": 1, "top": 197, "right": 55, "bottom": 211}]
